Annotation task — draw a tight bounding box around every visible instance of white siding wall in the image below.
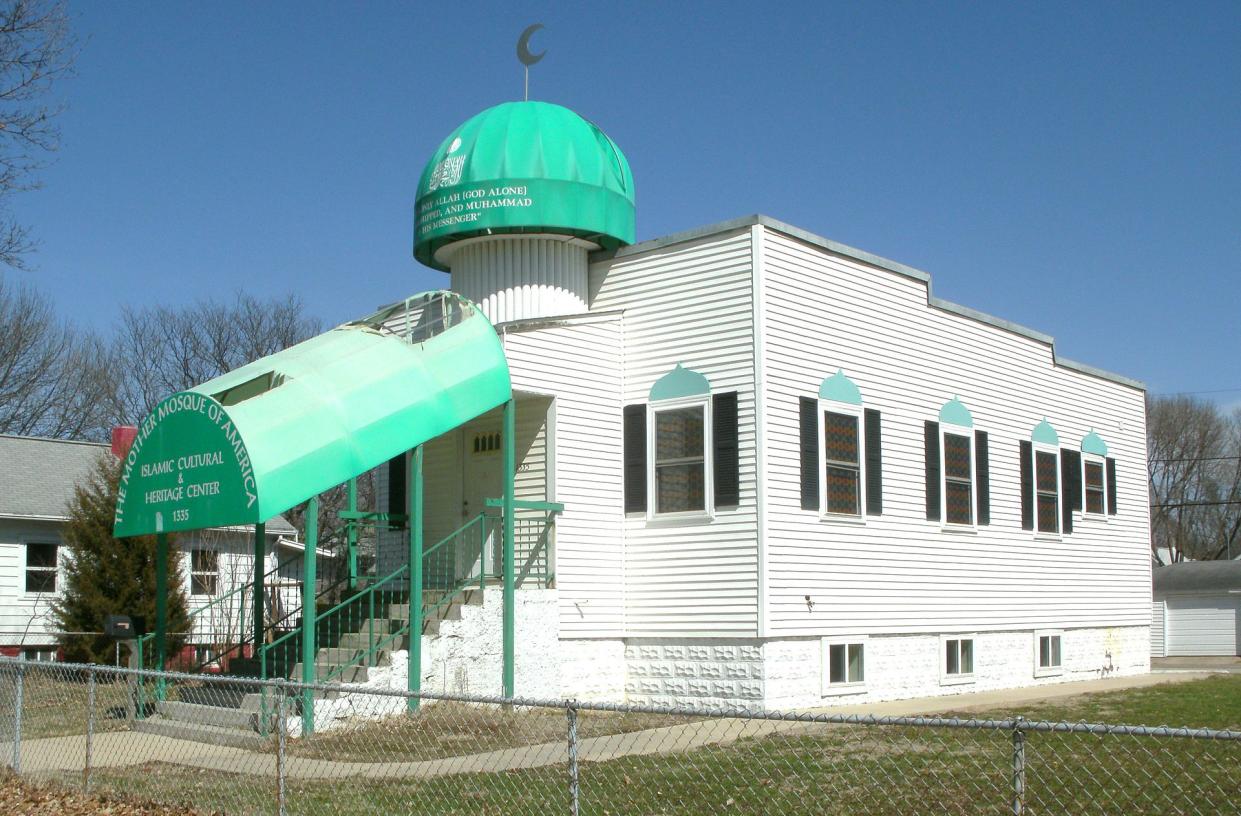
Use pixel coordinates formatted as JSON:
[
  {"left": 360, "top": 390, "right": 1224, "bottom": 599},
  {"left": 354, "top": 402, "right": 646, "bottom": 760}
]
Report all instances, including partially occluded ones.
[
  {"left": 1151, "top": 600, "right": 1166, "bottom": 657},
  {"left": 1164, "top": 595, "right": 1240, "bottom": 656},
  {"left": 0, "top": 519, "right": 65, "bottom": 648},
  {"left": 590, "top": 230, "right": 760, "bottom": 638},
  {"left": 504, "top": 315, "right": 625, "bottom": 638},
  {"left": 760, "top": 227, "right": 1151, "bottom": 638}
]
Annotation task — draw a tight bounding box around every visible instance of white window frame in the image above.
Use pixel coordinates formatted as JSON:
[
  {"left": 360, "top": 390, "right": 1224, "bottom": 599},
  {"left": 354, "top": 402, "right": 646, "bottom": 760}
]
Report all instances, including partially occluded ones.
[
  {"left": 189, "top": 548, "right": 219, "bottom": 597},
  {"left": 939, "top": 423, "right": 976, "bottom": 529},
  {"left": 1031, "top": 442, "right": 1061, "bottom": 537},
  {"left": 819, "top": 400, "right": 866, "bottom": 521},
  {"left": 1081, "top": 453, "right": 1108, "bottom": 519},
  {"left": 22, "top": 648, "right": 57, "bottom": 662},
  {"left": 646, "top": 394, "right": 714, "bottom": 521},
  {"left": 1034, "top": 630, "right": 1063, "bottom": 677},
  {"left": 940, "top": 634, "right": 976, "bottom": 685},
  {"left": 821, "top": 636, "right": 867, "bottom": 695},
  {"left": 23, "top": 541, "right": 59, "bottom": 596}
]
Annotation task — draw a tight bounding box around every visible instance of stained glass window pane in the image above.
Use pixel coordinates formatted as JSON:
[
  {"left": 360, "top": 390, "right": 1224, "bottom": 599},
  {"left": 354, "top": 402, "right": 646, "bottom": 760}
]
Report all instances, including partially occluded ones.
[
  {"left": 656, "top": 463, "right": 705, "bottom": 513},
  {"left": 945, "top": 481, "right": 973, "bottom": 524},
  {"left": 1036, "top": 451, "right": 1058, "bottom": 493},
  {"left": 826, "top": 466, "right": 860, "bottom": 514},
  {"left": 823, "top": 412, "right": 859, "bottom": 465},
  {"left": 1037, "top": 495, "right": 1058, "bottom": 533},
  {"left": 655, "top": 407, "right": 704, "bottom": 460},
  {"left": 944, "top": 434, "right": 972, "bottom": 479}
]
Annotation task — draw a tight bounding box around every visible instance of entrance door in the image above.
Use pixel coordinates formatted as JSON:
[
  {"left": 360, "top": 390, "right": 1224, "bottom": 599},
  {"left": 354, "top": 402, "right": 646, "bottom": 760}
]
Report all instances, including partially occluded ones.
[{"left": 462, "top": 423, "right": 504, "bottom": 579}]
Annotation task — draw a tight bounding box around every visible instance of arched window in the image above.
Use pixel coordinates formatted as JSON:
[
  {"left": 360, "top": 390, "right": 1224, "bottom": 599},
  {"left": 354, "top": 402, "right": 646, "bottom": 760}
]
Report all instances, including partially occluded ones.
[
  {"left": 1080, "top": 430, "right": 1111, "bottom": 516},
  {"left": 925, "top": 397, "right": 988, "bottom": 527},
  {"left": 1027, "top": 419, "right": 1061, "bottom": 535}
]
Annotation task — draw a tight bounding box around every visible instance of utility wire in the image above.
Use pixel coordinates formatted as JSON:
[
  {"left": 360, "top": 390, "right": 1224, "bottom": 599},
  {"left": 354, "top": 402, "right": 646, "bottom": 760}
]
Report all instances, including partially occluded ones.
[
  {"left": 1150, "top": 455, "right": 1241, "bottom": 464},
  {"left": 1151, "top": 500, "right": 1241, "bottom": 509}
]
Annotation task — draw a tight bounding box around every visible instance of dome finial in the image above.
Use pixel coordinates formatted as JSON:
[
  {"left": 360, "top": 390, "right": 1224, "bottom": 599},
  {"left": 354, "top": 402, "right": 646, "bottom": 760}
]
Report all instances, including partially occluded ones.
[{"left": 517, "top": 24, "right": 547, "bottom": 101}]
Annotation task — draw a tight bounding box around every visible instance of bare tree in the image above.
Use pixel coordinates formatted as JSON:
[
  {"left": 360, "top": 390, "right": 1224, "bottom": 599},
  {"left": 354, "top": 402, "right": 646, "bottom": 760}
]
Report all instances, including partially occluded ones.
[
  {"left": 0, "top": 274, "right": 112, "bottom": 439},
  {"left": 1148, "top": 396, "right": 1241, "bottom": 563},
  {"left": 0, "top": 0, "right": 74, "bottom": 269}
]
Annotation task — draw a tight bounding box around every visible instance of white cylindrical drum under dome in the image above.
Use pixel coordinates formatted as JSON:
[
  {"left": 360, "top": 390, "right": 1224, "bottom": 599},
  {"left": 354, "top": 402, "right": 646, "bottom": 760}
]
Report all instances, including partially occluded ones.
[{"left": 442, "top": 235, "right": 594, "bottom": 324}]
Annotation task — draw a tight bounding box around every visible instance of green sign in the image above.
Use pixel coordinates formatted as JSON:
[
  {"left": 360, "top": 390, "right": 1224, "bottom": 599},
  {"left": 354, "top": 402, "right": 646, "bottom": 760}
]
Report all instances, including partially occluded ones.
[{"left": 113, "top": 392, "right": 258, "bottom": 537}]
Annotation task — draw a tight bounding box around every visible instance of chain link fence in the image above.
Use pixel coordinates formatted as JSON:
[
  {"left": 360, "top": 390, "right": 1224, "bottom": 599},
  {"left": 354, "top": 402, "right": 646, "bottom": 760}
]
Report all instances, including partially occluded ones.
[{"left": 1, "top": 657, "right": 1238, "bottom": 815}]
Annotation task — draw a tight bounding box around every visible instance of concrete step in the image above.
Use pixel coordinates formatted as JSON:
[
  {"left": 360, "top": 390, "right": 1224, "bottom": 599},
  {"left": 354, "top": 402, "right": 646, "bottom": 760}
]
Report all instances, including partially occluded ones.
[
  {"left": 290, "top": 662, "right": 369, "bottom": 684},
  {"left": 336, "top": 630, "right": 407, "bottom": 651},
  {"left": 315, "top": 647, "right": 363, "bottom": 665},
  {"left": 156, "top": 700, "right": 254, "bottom": 731},
  {"left": 133, "top": 717, "right": 268, "bottom": 750},
  {"left": 388, "top": 601, "right": 463, "bottom": 623}
]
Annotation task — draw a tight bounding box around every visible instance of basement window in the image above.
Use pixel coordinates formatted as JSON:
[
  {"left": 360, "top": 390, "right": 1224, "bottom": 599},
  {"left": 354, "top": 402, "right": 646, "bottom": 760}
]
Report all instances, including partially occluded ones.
[
  {"left": 1035, "top": 631, "right": 1063, "bottom": 677},
  {"left": 822, "top": 637, "right": 866, "bottom": 695},
  {"left": 942, "top": 636, "right": 975, "bottom": 685}
]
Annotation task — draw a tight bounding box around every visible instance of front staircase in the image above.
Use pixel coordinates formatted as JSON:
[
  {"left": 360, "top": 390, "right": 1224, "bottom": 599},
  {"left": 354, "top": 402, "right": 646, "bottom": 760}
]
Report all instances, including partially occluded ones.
[{"left": 132, "top": 588, "right": 483, "bottom": 746}]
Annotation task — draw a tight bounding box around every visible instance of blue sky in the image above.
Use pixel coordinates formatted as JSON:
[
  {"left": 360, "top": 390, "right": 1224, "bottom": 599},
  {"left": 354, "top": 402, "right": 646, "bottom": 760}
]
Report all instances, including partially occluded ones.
[{"left": 16, "top": 1, "right": 1241, "bottom": 404}]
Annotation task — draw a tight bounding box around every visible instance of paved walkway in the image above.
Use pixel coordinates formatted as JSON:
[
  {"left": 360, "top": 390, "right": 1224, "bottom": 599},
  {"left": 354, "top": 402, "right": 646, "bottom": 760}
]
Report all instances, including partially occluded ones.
[{"left": 2, "top": 670, "right": 1215, "bottom": 781}]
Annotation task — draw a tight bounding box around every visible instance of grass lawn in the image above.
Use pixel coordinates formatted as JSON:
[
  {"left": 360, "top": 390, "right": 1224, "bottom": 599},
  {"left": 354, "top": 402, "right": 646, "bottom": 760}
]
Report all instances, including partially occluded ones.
[
  {"left": 26, "top": 675, "right": 1241, "bottom": 816},
  {"left": 2, "top": 669, "right": 133, "bottom": 740}
]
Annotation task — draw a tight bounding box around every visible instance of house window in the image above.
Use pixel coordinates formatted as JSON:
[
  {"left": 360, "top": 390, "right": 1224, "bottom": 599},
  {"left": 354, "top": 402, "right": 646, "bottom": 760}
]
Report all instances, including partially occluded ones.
[
  {"left": 1083, "top": 457, "right": 1106, "bottom": 515},
  {"left": 1036, "top": 631, "right": 1063, "bottom": 676},
  {"left": 23, "top": 648, "right": 57, "bottom": 662},
  {"left": 823, "top": 410, "right": 861, "bottom": 515},
  {"left": 190, "top": 549, "right": 218, "bottom": 596},
  {"left": 942, "top": 432, "right": 974, "bottom": 525},
  {"left": 1035, "top": 450, "right": 1060, "bottom": 534},
  {"left": 651, "top": 401, "right": 708, "bottom": 515},
  {"left": 822, "top": 638, "right": 866, "bottom": 693},
  {"left": 194, "top": 646, "right": 218, "bottom": 666},
  {"left": 25, "top": 543, "right": 58, "bottom": 593},
  {"left": 943, "top": 637, "right": 975, "bottom": 684}
]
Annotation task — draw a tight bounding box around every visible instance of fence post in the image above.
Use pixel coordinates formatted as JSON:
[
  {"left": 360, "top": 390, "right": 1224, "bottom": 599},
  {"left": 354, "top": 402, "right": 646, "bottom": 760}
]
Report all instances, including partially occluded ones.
[
  {"left": 84, "top": 667, "right": 97, "bottom": 793},
  {"left": 276, "top": 683, "right": 288, "bottom": 816},
  {"left": 11, "top": 662, "right": 23, "bottom": 774},
  {"left": 1011, "top": 716, "right": 1026, "bottom": 816},
  {"left": 566, "top": 701, "right": 580, "bottom": 816}
]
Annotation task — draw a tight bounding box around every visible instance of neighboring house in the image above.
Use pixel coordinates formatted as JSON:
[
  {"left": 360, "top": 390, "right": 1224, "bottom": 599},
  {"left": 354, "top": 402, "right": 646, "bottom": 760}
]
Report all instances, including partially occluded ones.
[
  {"left": 0, "top": 434, "right": 298, "bottom": 662},
  {"left": 1152, "top": 561, "right": 1241, "bottom": 657},
  {"left": 357, "top": 100, "right": 1154, "bottom": 710}
]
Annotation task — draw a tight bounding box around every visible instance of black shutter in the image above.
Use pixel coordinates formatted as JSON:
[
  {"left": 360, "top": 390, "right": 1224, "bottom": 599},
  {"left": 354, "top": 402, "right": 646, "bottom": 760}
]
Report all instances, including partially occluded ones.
[
  {"left": 975, "top": 430, "right": 990, "bottom": 525},
  {"left": 1061, "top": 448, "right": 1081, "bottom": 534},
  {"left": 1106, "top": 457, "right": 1118, "bottom": 515},
  {"left": 713, "top": 392, "right": 739, "bottom": 508},
  {"left": 800, "top": 397, "right": 819, "bottom": 511},
  {"left": 864, "top": 409, "right": 883, "bottom": 516},
  {"left": 387, "top": 452, "right": 406, "bottom": 527},
  {"left": 924, "top": 421, "right": 941, "bottom": 521},
  {"left": 1019, "top": 441, "right": 1034, "bottom": 531},
  {"left": 623, "top": 404, "right": 647, "bottom": 514}
]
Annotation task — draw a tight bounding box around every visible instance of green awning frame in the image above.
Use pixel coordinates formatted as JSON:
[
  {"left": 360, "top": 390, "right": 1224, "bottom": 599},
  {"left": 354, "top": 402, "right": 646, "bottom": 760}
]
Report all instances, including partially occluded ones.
[{"left": 113, "top": 291, "right": 511, "bottom": 538}]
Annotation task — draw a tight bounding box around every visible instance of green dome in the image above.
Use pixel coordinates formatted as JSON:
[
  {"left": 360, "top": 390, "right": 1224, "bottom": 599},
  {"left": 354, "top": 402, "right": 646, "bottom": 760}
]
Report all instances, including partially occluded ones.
[{"left": 414, "top": 101, "right": 635, "bottom": 270}]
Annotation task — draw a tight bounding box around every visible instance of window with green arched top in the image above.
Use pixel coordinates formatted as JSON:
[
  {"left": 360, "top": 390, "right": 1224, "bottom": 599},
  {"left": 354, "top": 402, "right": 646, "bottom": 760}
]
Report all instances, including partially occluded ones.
[
  {"left": 925, "top": 397, "right": 986, "bottom": 527},
  {"left": 621, "top": 364, "right": 740, "bottom": 519},
  {"left": 1080, "top": 430, "right": 1110, "bottom": 516},
  {"left": 799, "top": 370, "right": 884, "bottom": 518},
  {"left": 1028, "top": 419, "right": 1061, "bottom": 535}
]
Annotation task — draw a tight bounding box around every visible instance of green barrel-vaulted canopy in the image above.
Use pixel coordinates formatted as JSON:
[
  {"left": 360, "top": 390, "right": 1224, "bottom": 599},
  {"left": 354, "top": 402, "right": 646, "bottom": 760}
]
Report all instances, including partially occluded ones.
[
  {"left": 414, "top": 101, "right": 635, "bottom": 271},
  {"left": 113, "top": 292, "right": 510, "bottom": 538}
]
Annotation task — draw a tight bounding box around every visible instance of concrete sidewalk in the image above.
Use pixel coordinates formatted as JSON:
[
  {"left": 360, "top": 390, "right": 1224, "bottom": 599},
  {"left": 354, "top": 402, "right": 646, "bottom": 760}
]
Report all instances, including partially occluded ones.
[{"left": 3, "top": 670, "right": 1215, "bottom": 782}]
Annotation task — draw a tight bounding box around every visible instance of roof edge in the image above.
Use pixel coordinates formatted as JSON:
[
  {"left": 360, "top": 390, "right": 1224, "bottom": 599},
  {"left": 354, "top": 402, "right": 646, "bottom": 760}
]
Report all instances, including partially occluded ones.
[{"left": 592, "top": 214, "right": 1144, "bottom": 393}]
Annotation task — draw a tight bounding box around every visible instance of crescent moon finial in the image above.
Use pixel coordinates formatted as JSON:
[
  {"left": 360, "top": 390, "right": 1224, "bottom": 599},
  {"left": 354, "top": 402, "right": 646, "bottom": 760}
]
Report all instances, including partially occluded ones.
[{"left": 517, "top": 23, "right": 546, "bottom": 67}]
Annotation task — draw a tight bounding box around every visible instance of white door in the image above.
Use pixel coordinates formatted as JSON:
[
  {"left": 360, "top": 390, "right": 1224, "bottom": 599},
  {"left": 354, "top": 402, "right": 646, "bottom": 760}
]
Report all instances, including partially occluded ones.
[
  {"left": 462, "top": 424, "right": 504, "bottom": 578},
  {"left": 1165, "top": 595, "right": 1241, "bottom": 656}
]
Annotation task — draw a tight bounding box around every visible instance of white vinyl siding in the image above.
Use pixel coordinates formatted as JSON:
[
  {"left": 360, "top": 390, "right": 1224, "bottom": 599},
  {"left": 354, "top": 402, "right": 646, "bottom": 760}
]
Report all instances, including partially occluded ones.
[
  {"left": 504, "top": 315, "right": 626, "bottom": 638},
  {"left": 592, "top": 230, "right": 760, "bottom": 638},
  {"left": 1151, "top": 600, "right": 1166, "bottom": 657},
  {"left": 760, "top": 227, "right": 1150, "bottom": 638}
]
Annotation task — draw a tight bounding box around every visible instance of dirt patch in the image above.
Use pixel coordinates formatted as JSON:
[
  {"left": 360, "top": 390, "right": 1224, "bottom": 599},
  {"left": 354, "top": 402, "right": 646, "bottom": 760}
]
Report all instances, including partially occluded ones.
[{"left": 0, "top": 772, "right": 219, "bottom": 815}]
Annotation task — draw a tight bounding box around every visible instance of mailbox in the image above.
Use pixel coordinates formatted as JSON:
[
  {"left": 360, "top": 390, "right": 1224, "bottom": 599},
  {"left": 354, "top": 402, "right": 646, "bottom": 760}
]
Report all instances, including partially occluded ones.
[{"left": 105, "top": 614, "right": 143, "bottom": 639}]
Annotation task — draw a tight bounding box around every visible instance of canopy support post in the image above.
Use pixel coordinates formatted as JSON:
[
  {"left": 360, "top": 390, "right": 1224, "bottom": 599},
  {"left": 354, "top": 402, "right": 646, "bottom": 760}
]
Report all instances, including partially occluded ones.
[
  {"left": 347, "top": 478, "right": 358, "bottom": 592},
  {"left": 253, "top": 522, "right": 265, "bottom": 650},
  {"left": 502, "top": 398, "right": 516, "bottom": 699},
  {"left": 155, "top": 533, "right": 168, "bottom": 673},
  {"left": 407, "top": 447, "right": 424, "bottom": 711},
  {"left": 301, "top": 497, "right": 318, "bottom": 737}
]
